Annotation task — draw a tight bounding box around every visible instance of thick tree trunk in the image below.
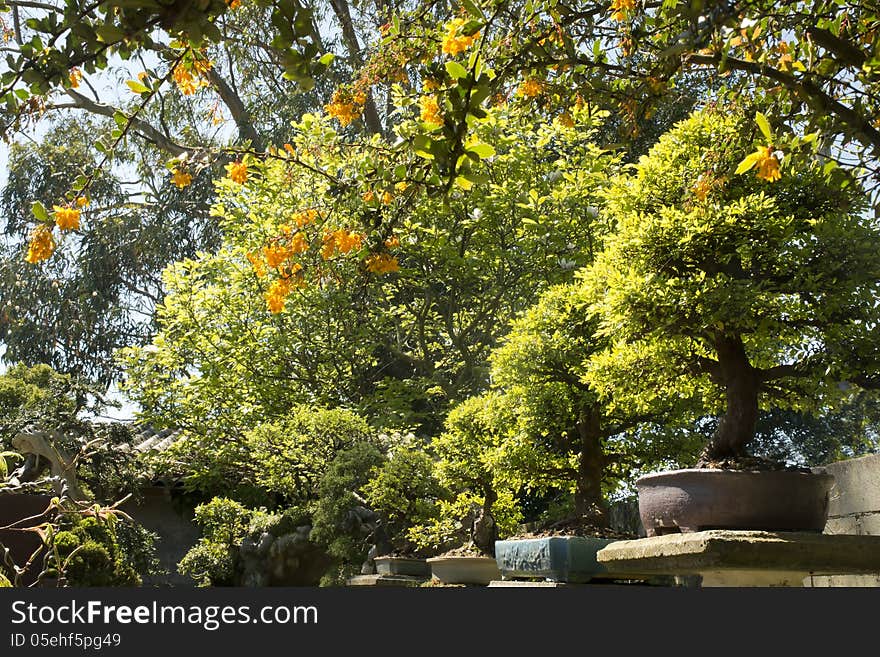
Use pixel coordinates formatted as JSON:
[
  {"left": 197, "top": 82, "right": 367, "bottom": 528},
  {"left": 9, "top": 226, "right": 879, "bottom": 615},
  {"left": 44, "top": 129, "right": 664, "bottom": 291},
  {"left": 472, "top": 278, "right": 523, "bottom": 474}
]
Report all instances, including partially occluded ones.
[
  {"left": 706, "top": 334, "right": 760, "bottom": 460},
  {"left": 574, "top": 406, "right": 607, "bottom": 526}
]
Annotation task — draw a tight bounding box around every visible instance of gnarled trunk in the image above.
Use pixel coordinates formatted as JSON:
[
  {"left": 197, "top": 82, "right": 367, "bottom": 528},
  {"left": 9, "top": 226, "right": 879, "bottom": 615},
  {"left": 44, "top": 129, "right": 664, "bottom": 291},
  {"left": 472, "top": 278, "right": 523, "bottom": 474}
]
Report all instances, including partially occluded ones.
[
  {"left": 574, "top": 406, "right": 607, "bottom": 526},
  {"left": 706, "top": 334, "right": 760, "bottom": 460}
]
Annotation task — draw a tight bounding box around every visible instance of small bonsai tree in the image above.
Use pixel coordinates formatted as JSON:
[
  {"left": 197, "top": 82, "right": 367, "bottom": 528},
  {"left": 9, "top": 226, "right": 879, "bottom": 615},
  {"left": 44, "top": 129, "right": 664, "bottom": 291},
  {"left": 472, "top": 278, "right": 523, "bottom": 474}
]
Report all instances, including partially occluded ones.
[
  {"left": 408, "top": 395, "right": 522, "bottom": 557},
  {"left": 582, "top": 106, "right": 880, "bottom": 464},
  {"left": 488, "top": 283, "right": 696, "bottom": 527}
]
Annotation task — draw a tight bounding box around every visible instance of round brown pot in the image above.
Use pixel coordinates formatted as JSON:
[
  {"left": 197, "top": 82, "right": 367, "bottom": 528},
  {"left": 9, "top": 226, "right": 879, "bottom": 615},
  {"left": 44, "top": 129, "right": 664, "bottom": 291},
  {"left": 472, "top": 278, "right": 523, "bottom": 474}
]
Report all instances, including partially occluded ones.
[{"left": 636, "top": 469, "right": 835, "bottom": 537}]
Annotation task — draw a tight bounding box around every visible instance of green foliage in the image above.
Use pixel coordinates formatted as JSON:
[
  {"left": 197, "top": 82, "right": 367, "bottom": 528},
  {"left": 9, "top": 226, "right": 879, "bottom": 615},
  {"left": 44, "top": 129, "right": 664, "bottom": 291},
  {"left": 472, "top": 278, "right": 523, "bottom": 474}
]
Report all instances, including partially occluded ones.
[
  {"left": 48, "top": 513, "right": 142, "bottom": 587},
  {"left": 310, "top": 442, "right": 386, "bottom": 580},
  {"left": 121, "top": 106, "right": 614, "bottom": 442},
  {"left": 245, "top": 407, "right": 377, "bottom": 503},
  {"left": 178, "top": 497, "right": 265, "bottom": 586},
  {"left": 361, "top": 447, "right": 445, "bottom": 555},
  {"left": 581, "top": 106, "right": 880, "bottom": 456}
]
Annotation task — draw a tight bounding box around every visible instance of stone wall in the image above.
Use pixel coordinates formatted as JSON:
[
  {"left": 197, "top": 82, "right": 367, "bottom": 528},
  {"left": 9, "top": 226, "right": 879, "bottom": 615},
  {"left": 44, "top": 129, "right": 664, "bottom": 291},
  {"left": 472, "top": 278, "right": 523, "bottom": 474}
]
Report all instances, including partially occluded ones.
[
  {"left": 123, "top": 486, "right": 199, "bottom": 586},
  {"left": 809, "top": 453, "right": 880, "bottom": 587}
]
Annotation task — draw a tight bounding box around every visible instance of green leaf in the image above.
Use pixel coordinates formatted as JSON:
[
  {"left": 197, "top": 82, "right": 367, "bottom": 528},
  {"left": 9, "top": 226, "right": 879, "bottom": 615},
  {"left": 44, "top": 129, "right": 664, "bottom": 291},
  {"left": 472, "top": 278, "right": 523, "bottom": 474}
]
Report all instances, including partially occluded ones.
[
  {"left": 755, "top": 112, "right": 772, "bottom": 141},
  {"left": 319, "top": 53, "right": 335, "bottom": 66},
  {"left": 466, "top": 142, "right": 495, "bottom": 159},
  {"left": 32, "top": 201, "right": 49, "bottom": 222},
  {"left": 735, "top": 151, "right": 762, "bottom": 175},
  {"left": 125, "top": 79, "right": 150, "bottom": 94},
  {"left": 461, "top": 0, "right": 485, "bottom": 20},
  {"left": 445, "top": 61, "right": 468, "bottom": 80}
]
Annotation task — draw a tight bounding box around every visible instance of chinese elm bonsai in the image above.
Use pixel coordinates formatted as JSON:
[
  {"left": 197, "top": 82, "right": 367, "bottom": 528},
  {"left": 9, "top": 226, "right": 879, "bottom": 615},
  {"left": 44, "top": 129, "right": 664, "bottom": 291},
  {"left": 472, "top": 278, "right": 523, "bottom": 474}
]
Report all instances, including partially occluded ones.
[{"left": 581, "top": 106, "right": 880, "bottom": 467}]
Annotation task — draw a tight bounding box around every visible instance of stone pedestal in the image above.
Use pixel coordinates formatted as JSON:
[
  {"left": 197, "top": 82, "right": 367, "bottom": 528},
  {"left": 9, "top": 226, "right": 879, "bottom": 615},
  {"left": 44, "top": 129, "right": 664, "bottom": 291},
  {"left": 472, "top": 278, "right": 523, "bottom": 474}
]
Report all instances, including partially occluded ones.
[
  {"left": 346, "top": 574, "right": 426, "bottom": 587},
  {"left": 596, "top": 530, "right": 880, "bottom": 587}
]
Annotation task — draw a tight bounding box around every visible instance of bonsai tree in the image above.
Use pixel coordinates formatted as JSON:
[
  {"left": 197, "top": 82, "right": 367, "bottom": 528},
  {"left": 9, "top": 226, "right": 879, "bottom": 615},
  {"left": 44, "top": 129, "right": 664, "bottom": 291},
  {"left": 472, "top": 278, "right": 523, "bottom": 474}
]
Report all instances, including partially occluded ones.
[
  {"left": 408, "top": 394, "right": 523, "bottom": 557},
  {"left": 485, "top": 283, "right": 697, "bottom": 528},
  {"left": 581, "top": 106, "right": 880, "bottom": 465}
]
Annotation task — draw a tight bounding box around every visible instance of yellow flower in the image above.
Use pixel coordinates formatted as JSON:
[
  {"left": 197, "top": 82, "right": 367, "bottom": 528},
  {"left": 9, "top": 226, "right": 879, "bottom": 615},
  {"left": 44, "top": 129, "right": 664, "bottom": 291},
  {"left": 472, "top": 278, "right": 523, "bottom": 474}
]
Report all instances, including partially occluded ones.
[
  {"left": 263, "top": 242, "right": 292, "bottom": 269},
  {"left": 171, "top": 169, "right": 193, "bottom": 189},
  {"left": 172, "top": 65, "right": 199, "bottom": 95},
  {"left": 609, "top": 0, "right": 635, "bottom": 22},
  {"left": 362, "top": 190, "right": 376, "bottom": 203},
  {"left": 25, "top": 225, "right": 55, "bottom": 264},
  {"left": 290, "top": 232, "right": 309, "bottom": 255},
  {"left": 75, "top": 196, "right": 89, "bottom": 208},
  {"left": 420, "top": 96, "right": 443, "bottom": 127},
  {"left": 365, "top": 253, "right": 400, "bottom": 274},
  {"left": 293, "top": 208, "right": 318, "bottom": 226},
  {"left": 246, "top": 251, "right": 267, "bottom": 278},
  {"left": 325, "top": 89, "right": 364, "bottom": 126},
  {"left": 226, "top": 160, "right": 248, "bottom": 184},
  {"left": 384, "top": 235, "right": 400, "bottom": 249},
  {"left": 53, "top": 205, "right": 80, "bottom": 231},
  {"left": 558, "top": 111, "right": 575, "bottom": 128},
  {"left": 756, "top": 147, "right": 782, "bottom": 182},
  {"left": 265, "top": 278, "right": 292, "bottom": 314},
  {"left": 518, "top": 77, "right": 544, "bottom": 98},
  {"left": 442, "top": 18, "right": 480, "bottom": 56},
  {"left": 395, "top": 181, "right": 409, "bottom": 192},
  {"left": 423, "top": 77, "right": 441, "bottom": 92},
  {"left": 227, "top": 0, "right": 241, "bottom": 9},
  {"left": 69, "top": 68, "right": 82, "bottom": 88},
  {"left": 381, "top": 191, "right": 393, "bottom": 205}
]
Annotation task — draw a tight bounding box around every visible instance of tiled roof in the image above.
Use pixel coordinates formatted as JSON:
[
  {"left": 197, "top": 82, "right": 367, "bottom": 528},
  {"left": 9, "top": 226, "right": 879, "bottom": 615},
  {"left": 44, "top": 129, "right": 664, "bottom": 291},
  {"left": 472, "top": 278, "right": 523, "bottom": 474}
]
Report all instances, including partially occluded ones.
[{"left": 128, "top": 425, "right": 186, "bottom": 454}]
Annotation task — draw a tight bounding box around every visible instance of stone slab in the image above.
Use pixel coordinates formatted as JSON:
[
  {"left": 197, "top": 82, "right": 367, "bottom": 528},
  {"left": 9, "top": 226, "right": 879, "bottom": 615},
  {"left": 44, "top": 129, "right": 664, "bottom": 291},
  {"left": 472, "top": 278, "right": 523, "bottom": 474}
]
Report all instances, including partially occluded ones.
[
  {"left": 596, "top": 530, "right": 880, "bottom": 577},
  {"left": 488, "top": 580, "right": 576, "bottom": 588},
  {"left": 806, "top": 573, "right": 880, "bottom": 587},
  {"left": 345, "top": 574, "right": 426, "bottom": 587},
  {"left": 824, "top": 513, "right": 880, "bottom": 536},
  {"left": 821, "top": 453, "right": 880, "bottom": 518}
]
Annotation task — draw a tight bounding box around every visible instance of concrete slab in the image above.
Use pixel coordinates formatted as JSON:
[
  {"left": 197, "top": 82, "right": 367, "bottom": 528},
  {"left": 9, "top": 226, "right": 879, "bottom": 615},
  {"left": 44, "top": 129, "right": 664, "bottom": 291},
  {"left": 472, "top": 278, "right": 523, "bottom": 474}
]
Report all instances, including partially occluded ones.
[
  {"left": 345, "top": 574, "right": 426, "bottom": 587},
  {"left": 821, "top": 453, "right": 880, "bottom": 518},
  {"left": 595, "top": 530, "right": 880, "bottom": 586}
]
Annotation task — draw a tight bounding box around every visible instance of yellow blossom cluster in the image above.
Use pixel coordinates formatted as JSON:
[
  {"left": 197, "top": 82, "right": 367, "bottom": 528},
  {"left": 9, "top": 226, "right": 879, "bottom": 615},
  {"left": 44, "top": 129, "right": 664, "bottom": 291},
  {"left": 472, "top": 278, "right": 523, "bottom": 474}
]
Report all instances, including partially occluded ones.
[
  {"left": 365, "top": 253, "right": 400, "bottom": 275},
  {"left": 609, "top": 0, "right": 635, "bottom": 22},
  {"left": 53, "top": 205, "right": 80, "bottom": 231},
  {"left": 325, "top": 88, "right": 368, "bottom": 127},
  {"left": 755, "top": 147, "right": 781, "bottom": 182},
  {"left": 442, "top": 18, "right": 480, "bottom": 56},
  {"left": 518, "top": 77, "right": 544, "bottom": 98},
  {"left": 25, "top": 225, "right": 56, "bottom": 264},
  {"left": 172, "top": 62, "right": 211, "bottom": 96},
  {"left": 293, "top": 208, "right": 318, "bottom": 227},
  {"left": 226, "top": 160, "right": 248, "bottom": 184},
  {"left": 321, "top": 229, "right": 364, "bottom": 260},
  {"left": 69, "top": 67, "right": 82, "bottom": 88},
  {"left": 420, "top": 96, "right": 443, "bottom": 127},
  {"left": 172, "top": 168, "right": 193, "bottom": 189}
]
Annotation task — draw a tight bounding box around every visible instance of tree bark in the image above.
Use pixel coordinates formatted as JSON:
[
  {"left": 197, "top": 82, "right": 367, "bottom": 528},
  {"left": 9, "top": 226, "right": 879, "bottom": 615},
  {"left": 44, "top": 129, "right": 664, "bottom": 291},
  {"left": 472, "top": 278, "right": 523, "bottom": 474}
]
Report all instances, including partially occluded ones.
[
  {"left": 706, "top": 334, "right": 760, "bottom": 460},
  {"left": 574, "top": 406, "right": 607, "bottom": 525}
]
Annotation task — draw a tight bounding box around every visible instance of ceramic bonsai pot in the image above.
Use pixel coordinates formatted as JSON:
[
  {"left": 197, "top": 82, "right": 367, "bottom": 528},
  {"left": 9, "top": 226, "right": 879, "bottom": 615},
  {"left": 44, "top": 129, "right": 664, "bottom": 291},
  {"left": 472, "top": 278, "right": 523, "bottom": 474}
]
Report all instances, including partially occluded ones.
[
  {"left": 636, "top": 468, "right": 835, "bottom": 536},
  {"left": 373, "top": 556, "right": 431, "bottom": 577},
  {"left": 427, "top": 556, "right": 501, "bottom": 585},
  {"left": 494, "top": 536, "right": 616, "bottom": 583}
]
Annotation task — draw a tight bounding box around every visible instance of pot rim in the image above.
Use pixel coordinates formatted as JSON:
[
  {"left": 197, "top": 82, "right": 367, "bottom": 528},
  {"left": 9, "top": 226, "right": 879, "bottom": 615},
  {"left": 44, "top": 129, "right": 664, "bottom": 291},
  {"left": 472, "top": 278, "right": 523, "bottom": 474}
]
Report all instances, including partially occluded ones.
[
  {"left": 636, "top": 467, "right": 834, "bottom": 486},
  {"left": 426, "top": 556, "right": 495, "bottom": 563}
]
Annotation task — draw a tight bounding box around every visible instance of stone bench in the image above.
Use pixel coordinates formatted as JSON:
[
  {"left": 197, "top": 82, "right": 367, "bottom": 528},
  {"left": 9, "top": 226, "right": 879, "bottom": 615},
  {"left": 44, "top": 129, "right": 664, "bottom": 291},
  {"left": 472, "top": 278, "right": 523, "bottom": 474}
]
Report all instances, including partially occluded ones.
[{"left": 595, "top": 530, "right": 880, "bottom": 586}]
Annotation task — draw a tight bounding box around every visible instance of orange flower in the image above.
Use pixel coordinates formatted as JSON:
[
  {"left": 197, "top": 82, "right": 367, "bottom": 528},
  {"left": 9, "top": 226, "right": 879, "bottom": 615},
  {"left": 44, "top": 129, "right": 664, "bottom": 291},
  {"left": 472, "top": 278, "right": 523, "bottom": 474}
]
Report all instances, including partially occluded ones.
[
  {"left": 263, "top": 242, "right": 292, "bottom": 269},
  {"left": 756, "top": 147, "right": 782, "bottom": 182},
  {"left": 246, "top": 251, "right": 267, "bottom": 278},
  {"left": 227, "top": 0, "right": 241, "bottom": 9},
  {"left": 365, "top": 253, "right": 400, "bottom": 274},
  {"left": 53, "top": 205, "right": 80, "bottom": 231},
  {"left": 69, "top": 68, "right": 82, "bottom": 88},
  {"left": 442, "top": 18, "right": 480, "bottom": 56},
  {"left": 226, "top": 160, "right": 248, "bottom": 184},
  {"left": 25, "top": 225, "right": 55, "bottom": 264},
  {"left": 420, "top": 96, "right": 443, "bottom": 127},
  {"left": 172, "top": 169, "right": 193, "bottom": 189},
  {"left": 609, "top": 0, "right": 636, "bottom": 22},
  {"left": 518, "top": 77, "right": 544, "bottom": 98}
]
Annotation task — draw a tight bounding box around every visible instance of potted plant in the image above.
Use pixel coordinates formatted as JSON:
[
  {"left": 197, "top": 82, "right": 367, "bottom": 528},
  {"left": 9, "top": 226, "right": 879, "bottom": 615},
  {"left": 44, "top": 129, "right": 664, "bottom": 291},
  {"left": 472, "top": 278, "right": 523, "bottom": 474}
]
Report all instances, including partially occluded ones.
[
  {"left": 360, "top": 446, "right": 447, "bottom": 579},
  {"left": 450, "top": 286, "right": 695, "bottom": 582},
  {"left": 581, "top": 106, "right": 880, "bottom": 535},
  {"left": 407, "top": 406, "right": 522, "bottom": 584}
]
